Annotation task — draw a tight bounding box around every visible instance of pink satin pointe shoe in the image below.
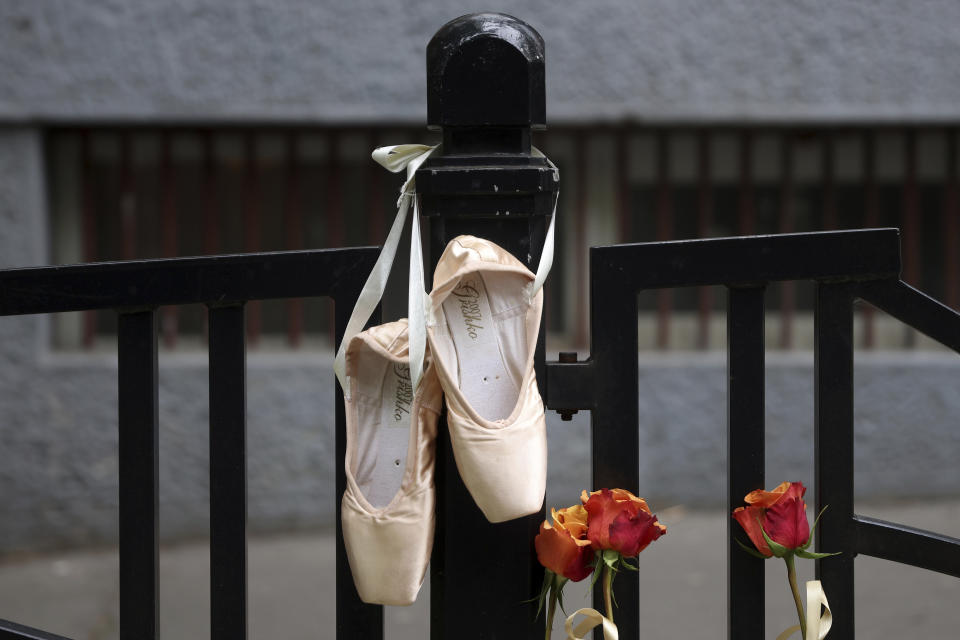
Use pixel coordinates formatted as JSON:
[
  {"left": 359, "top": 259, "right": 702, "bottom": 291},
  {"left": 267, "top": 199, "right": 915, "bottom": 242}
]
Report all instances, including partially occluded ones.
[
  {"left": 427, "top": 236, "right": 548, "bottom": 523},
  {"left": 340, "top": 319, "right": 443, "bottom": 605}
]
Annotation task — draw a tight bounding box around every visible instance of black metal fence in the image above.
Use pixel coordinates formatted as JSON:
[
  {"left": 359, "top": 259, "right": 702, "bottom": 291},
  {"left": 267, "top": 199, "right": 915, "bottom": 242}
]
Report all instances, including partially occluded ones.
[
  {"left": 546, "top": 227, "right": 960, "bottom": 638},
  {"left": 0, "top": 247, "right": 378, "bottom": 640}
]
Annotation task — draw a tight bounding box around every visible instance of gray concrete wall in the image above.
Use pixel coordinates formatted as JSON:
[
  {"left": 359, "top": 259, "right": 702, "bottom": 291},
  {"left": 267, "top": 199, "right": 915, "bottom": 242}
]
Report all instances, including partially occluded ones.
[
  {"left": 3, "top": 1, "right": 960, "bottom": 124},
  {"left": 3, "top": 344, "right": 958, "bottom": 552}
]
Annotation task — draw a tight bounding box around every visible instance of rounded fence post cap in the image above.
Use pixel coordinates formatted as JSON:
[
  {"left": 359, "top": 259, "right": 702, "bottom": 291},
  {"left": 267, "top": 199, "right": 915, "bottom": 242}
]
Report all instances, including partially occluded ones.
[{"left": 427, "top": 13, "right": 545, "bottom": 129}]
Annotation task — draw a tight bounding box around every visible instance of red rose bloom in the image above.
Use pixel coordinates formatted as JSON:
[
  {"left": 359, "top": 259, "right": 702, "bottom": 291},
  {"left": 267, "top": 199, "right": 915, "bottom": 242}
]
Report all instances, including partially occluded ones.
[
  {"left": 581, "top": 488, "right": 666, "bottom": 557},
  {"left": 732, "top": 481, "right": 810, "bottom": 557}
]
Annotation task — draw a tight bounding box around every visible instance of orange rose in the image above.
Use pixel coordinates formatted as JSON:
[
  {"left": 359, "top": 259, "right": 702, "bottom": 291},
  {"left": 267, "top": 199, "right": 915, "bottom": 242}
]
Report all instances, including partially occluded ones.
[
  {"left": 534, "top": 504, "right": 594, "bottom": 581},
  {"left": 581, "top": 488, "right": 666, "bottom": 557},
  {"left": 732, "top": 481, "right": 809, "bottom": 557}
]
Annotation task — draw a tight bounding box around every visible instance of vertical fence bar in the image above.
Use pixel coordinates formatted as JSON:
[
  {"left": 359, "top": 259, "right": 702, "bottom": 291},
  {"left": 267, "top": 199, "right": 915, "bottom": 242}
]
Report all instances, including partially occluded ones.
[
  {"left": 80, "top": 130, "right": 97, "bottom": 348},
  {"left": 285, "top": 132, "right": 304, "bottom": 347},
  {"left": 327, "top": 130, "right": 344, "bottom": 344},
  {"left": 656, "top": 131, "right": 673, "bottom": 349},
  {"left": 902, "top": 130, "right": 920, "bottom": 347},
  {"left": 617, "top": 127, "right": 632, "bottom": 242},
  {"left": 326, "top": 129, "right": 344, "bottom": 247},
  {"left": 902, "top": 129, "right": 920, "bottom": 350},
  {"left": 201, "top": 131, "right": 218, "bottom": 344},
  {"left": 697, "top": 130, "right": 713, "bottom": 349},
  {"left": 822, "top": 133, "right": 837, "bottom": 230},
  {"left": 814, "top": 282, "right": 855, "bottom": 640},
  {"left": 202, "top": 130, "right": 219, "bottom": 256},
  {"left": 727, "top": 285, "right": 765, "bottom": 640},
  {"left": 779, "top": 133, "right": 796, "bottom": 349},
  {"left": 118, "top": 309, "right": 159, "bottom": 640},
  {"left": 160, "top": 132, "right": 179, "bottom": 349},
  {"left": 591, "top": 257, "right": 640, "bottom": 639},
  {"left": 209, "top": 304, "right": 248, "bottom": 640},
  {"left": 738, "top": 130, "right": 756, "bottom": 235},
  {"left": 944, "top": 130, "right": 959, "bottom": 310},
  {"left": 862, "top": 131, "right": 878, "bottom": 348},
  {"left": 120, "top": 132, "right": 137, "bottom": 260},
  {"left": 575, "top": 131, "right": 589, "bottom": 348},
  {"left": 334, "top": 290, "right": 383, "bottom": 640},
  {"left": 366, "top": 129, "right": 385, "bottom": 243},
  {"left": 902, "top": 130, "right": 920, "bottom": 285},
  {"left": 243, "top": 132, "right": 262, "bottom": 346}
]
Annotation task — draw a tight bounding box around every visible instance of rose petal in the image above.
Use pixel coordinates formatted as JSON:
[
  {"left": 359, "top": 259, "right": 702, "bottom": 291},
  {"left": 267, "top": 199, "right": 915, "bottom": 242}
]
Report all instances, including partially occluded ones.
[
  {"left": 562, "top": 540, "right": 595, "bottom": 582},
  {"left": 766, "top": 495, "right": 810, "bottom": 550},
  {"left": 608, "top": 509, "right": 666, "bottom": 556},
  {"left": 535, "top": 520, "right": 594, "bottom": 581},
  {"left": 584, "top": 489, "right": 619, "bottom": 549},
  {"left": 743, "top": 481, "right": 792, "bottom": 508},
  {"left": 554, "top": 504, "right": 589, "bottom": 539},
  {"left": 732, "top": 505, "right": 772, "bottom": 557},
  {"left": 781, "top": 481, "right": 807, "bottom": 504},
  {"left": 583, "top": 488, "right": 650, "bottom": 513},
  {"left": 609, "top": 488, "right": 653, "bottom": 515}
]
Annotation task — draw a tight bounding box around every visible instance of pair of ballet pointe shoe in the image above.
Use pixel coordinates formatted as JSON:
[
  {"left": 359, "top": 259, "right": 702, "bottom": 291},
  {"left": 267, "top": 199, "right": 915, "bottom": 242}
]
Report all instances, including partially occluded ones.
[{"left": 340, "top": 236, "right": 547, "bottom": 605}]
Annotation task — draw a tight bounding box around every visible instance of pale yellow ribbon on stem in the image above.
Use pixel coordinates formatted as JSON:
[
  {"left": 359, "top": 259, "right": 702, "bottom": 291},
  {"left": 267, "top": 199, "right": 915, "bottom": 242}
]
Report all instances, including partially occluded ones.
[
  {"left": 560, "top": 580, "right": 829, "bottom": 640},
  {"left": 564, "top": 608, "right": 618, "bottom": 640},
  {"left": 776, "top": 580, "right": 833, "bottom": 640}
]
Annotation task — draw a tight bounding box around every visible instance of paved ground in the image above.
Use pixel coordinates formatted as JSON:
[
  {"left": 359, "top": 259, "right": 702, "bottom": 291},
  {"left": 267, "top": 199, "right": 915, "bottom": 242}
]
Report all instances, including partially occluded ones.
[{"left": 1, "top": 500, "right": 958, "bottom": 639}]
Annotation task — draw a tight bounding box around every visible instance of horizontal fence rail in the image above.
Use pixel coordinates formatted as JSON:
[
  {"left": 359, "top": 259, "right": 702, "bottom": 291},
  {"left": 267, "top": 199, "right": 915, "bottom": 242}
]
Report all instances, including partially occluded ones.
[
  {"left": 0, "top": 248, "right": 378, "bottom": 315},
  {"left": 0, "top": 246, "right": 378, "bottom": 640},
  {"left": 545, "top": 228, "right": 960, "bottom": 640},
  {"left": 0, "top": 620, "right": 73, "bottom": 640}
]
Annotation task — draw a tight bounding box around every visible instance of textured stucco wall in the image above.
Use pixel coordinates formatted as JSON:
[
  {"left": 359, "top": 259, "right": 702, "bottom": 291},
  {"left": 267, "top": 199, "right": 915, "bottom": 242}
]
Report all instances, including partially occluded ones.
[
  {"left": 2, "top": 0, "right": 960, "bottom": 124},
  {"left": 0, "top": 354, "right": 341, "bottom": 551},
  {"left": 2, "top": 346, "right": 959, "bottom": 552}
]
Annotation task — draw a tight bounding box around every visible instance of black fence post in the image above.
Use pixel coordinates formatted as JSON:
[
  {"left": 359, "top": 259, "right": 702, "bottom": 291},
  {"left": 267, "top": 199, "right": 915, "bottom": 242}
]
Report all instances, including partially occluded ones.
[
  {"left": 726, "top": 285, "right": 766, "bottom": 639},
  {"left": 416, "top": 13, "right": 558, "bottom": 640},
  {"left": 814, "top": 282, "right": 856, "bottom": 640}
]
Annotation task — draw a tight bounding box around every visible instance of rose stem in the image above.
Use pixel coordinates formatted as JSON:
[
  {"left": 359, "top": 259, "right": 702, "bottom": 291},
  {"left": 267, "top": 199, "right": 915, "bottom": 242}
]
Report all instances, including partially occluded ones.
[
  {"left": 603, "top": 563, "right": 615, "bottom": 623},
  {"left": 785, "top": 554, "right": 806, "bottom": 638},
  {"left": 545, "top": 589, "right": 556, "bottom": 640}
]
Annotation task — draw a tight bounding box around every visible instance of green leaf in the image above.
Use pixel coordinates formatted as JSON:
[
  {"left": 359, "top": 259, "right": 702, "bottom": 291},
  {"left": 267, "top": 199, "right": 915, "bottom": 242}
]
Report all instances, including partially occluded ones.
[
  {"left": 587, "top": 553, "right": 604, "bottom": 594},
  {"left": 802, "top": 505, "right": 830, "bottom": 550},
  {"left": 759, "top": 525, "right": 791, "bottom": 558},
  {"left": 532, "top": 569, "right": 553, "bottom": 618},
  {"left": 795, "top": 548, "right": 841, "bottom": 560},
  {"left": 735, "top": 536, "right": 770, "bottom": 560},
  {"left": 555, "top": 576, "right": 569, "bottom": 614},
  {"left": 620, "top": 558, "right": 639, "bottom": 572}
]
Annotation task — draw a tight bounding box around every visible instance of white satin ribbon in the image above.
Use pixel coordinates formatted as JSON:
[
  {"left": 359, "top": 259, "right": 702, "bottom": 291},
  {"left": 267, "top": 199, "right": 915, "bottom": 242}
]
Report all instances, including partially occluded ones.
[
  {"left": 333, "top": 143, "right": 559, "bottom": 396},
  {"left": 564, "top": 608, "right": 618, "bottom": 640},
  {"left": 775, "top": 580, "right": 833, "bottom": 640},
  {"left": 561, "top": 581, "right": 830, "bottom": 640},
  {"left": 529, "top": 147, "right": 560, "bottom": 300},
  {"left": 333, "top": 144, "right": 435, "bottom": 398}
]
